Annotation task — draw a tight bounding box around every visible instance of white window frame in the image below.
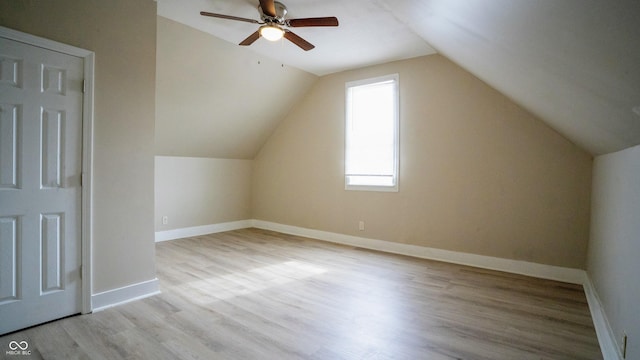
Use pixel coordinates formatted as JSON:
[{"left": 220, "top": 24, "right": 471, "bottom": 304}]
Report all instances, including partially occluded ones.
[{"left": 345, "top": 73, "right": 400, "bottom": 192}]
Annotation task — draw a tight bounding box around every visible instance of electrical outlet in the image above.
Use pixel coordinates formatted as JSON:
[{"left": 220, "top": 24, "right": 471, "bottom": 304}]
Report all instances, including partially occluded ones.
[
  {"left": 358, "top": 221, "right": 365, "bottom": 231},
  {"left": 622, "top": 333, "right": 627, "bottom": 359},
  {"left": 162, "top": 216, "right": 168, "bottom": 225}
]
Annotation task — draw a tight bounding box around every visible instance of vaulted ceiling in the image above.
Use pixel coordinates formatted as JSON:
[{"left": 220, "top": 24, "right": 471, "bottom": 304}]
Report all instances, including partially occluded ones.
[
  {"left": 157, "top": 0, "right": 640, "bottom": 157},
  {"left": 155, "top": 16, "right": 317, "bottom": 159}
]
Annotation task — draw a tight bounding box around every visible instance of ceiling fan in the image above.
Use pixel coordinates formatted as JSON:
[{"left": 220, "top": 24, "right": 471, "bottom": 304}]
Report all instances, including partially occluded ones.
[{"left": 200, "top": 0, "right": 339, "bottom": 51}]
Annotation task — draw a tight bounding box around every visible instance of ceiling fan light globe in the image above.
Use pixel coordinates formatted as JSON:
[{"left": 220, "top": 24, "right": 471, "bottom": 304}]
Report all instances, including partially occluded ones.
[{"left": 260, "top": 25, "right": 284, "bottom": 41}]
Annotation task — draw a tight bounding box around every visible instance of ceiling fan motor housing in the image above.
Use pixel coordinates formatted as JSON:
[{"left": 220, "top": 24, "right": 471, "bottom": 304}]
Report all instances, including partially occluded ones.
[{"left": 260, "top": 1, "right": 288, "bottom": 23}]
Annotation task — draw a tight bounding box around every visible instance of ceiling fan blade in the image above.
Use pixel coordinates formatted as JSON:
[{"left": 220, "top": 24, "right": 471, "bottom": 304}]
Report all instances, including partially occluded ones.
[
  {"left": 200, "top": 11, "right": 260, "bottom": 24},
  {"left": 288, "top": 17, "right": 339, "bottom": 27},
  {"left": 239, "top": 31, "right": 261, "bottom": 46},
  {"left": 259, "top": 0, "right": 276, "bottom": 17},
  {"left": 284, "top": 30, "right": 315, "bottom": 51}
]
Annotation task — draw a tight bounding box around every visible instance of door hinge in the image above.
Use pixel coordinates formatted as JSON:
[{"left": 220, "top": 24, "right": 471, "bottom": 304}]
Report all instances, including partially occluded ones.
[
  {"left": 82, "top": 79, "right": 86, "bottom": 93},
  {"left": 79, "top": 265, "right": 83, "bottom": 280},
  {"left": 80, "top": 172, "right": 83, "bottom": 187}
]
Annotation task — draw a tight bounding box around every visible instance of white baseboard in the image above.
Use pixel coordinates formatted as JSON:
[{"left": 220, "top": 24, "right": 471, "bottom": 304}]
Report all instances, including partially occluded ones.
[
  {"left": 91, "top": 278, "right": 160, "bottom": 312},
  {"left": 583, "top": 276, "right": 622, "bottom": 360},
  {"left": 252, "top": 220, "right": 587, "bottom": 285},
  {"left": 155, "top": 220, "right": 253, "bottom": 242}
]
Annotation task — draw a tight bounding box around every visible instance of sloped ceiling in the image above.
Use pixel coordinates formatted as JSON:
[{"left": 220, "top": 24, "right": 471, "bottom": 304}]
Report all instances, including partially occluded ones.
[
  {"left": 393, "top": 0, "right": 640, "bottom": 155},
  {"left": 155, "top": 16, "right": 317, "bottom": 159},
  {"left": 158, "top": 0, "right": 640, "bottom": 156}
]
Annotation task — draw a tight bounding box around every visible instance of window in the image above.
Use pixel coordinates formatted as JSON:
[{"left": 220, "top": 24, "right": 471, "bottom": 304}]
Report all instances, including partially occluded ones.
[{"left": 345, "top": 74, "right": 399, "bottom": 191}]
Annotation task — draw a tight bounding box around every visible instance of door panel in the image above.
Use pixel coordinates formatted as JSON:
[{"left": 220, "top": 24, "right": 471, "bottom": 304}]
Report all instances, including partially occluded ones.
[
  {"left": 0, "top": 36, "right": 83, "bottom": 335},
  {"left": 0, "top": 216, "right": 19, "bottom": 303},
  {"left": 0, "top": 103, "right": 19, "bottom": 188},
  {"left": 41, "top": 213, "right": 63, "bottom": 293},
  {"left": 41, "top": 108, "right": 64, "bottom": 189}
]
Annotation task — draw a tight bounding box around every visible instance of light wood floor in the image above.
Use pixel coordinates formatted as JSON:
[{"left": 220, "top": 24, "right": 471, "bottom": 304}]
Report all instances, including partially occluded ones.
[{"left": 1, "top": 228, "right": 602, "bottom": 359}]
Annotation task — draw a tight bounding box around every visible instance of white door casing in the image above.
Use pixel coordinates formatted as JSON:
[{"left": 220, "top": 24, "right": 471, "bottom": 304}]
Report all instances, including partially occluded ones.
[{"left": 0, "top": 28, "right": 94, "bottom": 335}]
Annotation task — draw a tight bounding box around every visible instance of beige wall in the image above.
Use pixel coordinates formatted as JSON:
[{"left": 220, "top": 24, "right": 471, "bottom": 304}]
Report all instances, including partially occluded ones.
[
  {"left": 588, "top": 145, "right": 640, "bottom": 358},
  {"left": 0, "top": 0, "right": 158, "bottom": 293},
  {"left": 155, "top": 157, "right": 251, "bottom": 231},
  {"left": 253, "top": 54, "right": 593, "bottom": 269},
  {"left": 155, "top": 16, "right": 317, "bottom": 159},
  {"left": 154, "top": 17, "right": 304, "bottom": 236}
]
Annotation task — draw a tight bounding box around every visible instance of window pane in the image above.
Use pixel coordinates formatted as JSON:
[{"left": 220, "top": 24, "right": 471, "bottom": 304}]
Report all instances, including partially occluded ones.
[{"left": 345, "top": 74, "right": 398, "bottom": 191}]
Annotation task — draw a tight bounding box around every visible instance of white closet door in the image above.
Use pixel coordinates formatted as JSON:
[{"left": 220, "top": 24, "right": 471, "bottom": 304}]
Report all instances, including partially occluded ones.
[{"left": 0, "top": 36, "right": 83, "bottom": 335}]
